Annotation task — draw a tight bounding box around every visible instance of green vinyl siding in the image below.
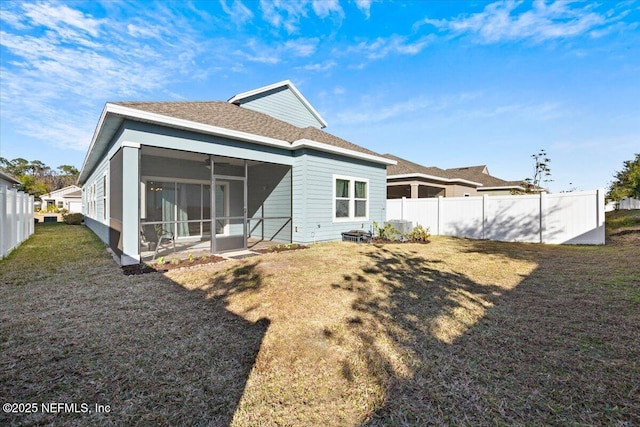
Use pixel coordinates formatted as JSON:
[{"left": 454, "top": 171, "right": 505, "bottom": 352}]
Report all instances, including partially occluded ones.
[
  {"left": 236, "top": 86, "right": 323, "bottom": 129},
  {"left": 292, "top": 149, "right": 386, "bottom": 244}
]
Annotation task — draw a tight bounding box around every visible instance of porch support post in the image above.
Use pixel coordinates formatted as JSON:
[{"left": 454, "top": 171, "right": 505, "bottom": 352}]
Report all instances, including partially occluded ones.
[
  {"left": 410, "top": 183, "right": 419, "bottom": 199},
  {"left": 243, "top": 160, "right": 248, "bottom": 250},
  {"left": 210, "top": 156, "right": 216, "bottom": 254},
  {"left": 121, "top": 144, "right": 140, "bottom": 265}
]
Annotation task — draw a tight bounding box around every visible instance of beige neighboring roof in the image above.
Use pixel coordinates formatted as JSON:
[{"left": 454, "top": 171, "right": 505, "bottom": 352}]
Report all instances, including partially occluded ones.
[
  {"left": 385, "top": 154, "right": 482, "bottom": 186},
  {"left": 385, "top": 154, "right": 454, "bottom": 178},
  {"left": 112, "top": 101, "right": 383, "bottom": 159},
  {"left": 446, "top": 165, "right": 525, "bottom": 189}
]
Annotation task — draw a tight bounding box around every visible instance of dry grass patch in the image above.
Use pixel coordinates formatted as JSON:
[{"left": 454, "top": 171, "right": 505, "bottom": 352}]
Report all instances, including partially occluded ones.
[
  {"left": 2, "top": 216, "right": 639, "bottom": 426},
  {"left": 1, "top": 224, "right": 268, "bottom": 426}
]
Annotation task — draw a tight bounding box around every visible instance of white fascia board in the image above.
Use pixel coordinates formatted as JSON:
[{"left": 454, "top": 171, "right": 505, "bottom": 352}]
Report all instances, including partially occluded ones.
[
  {"left": 227, "top": 80, "right": 291, "bottom": 103},
  {"left": 228, "top": 80, "right": 328, "bottom": 129},
  {"left": 479, "top": 186, "right": 525, "bottom": 191},
  {"left": 292, "top": 138, "right": 396, "bottom": 165},
  {"left": 78, "top": 104, "right": 111, "bottom": 184},
  {"left": 285, "top": 82, "right": 328, "bottom": 129},
  {"left": 387, "top": 173, "right": 482, "bottom": 187},
  {"left": 81, "top": 103, "right": 393, "bottom": 181}
]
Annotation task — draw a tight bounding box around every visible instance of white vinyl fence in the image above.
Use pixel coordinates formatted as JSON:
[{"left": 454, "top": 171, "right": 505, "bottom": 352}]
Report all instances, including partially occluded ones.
[
  {"left": 1, "top": 187, "right": 35, "bottom": 259},
  {"left": 387, "top": 189, "right": 605, "bottom": 245},
  {"left": 607, "top": 197, "right": 640, "bottom": 211}
]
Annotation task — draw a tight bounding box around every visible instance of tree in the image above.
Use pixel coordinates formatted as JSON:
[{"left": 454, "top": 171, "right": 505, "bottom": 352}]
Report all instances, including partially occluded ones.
[
  {"left": 524, "top": 149, "right": 552, "bottom": 192},
  {"left": 607, "top": 153, "right": 640, "bottom": 201},
  {"left": 0, "top": 158, "right": 80, "bottom": 198}
]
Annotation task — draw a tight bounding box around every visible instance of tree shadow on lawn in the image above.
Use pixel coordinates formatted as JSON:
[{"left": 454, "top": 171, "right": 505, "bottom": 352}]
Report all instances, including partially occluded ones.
[
  {"left": 0, "top": 257, "right": 269, "bottom": 427},
  {"left": 341, "top": 242, "right": 640, "bottom": 426}
]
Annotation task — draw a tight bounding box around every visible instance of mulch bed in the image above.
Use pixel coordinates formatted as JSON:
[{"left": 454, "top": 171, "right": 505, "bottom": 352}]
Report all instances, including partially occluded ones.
[
  {"left": 607, "top": 228, "right": 640, "bottom": 245},
  {"left": 122, "top": 245, "right": 310, "bottom": 275},
  {"left": 122, "top": 255, "right": 226, "bottom": 275},
  {"left": 253, "top": 244, "right": 309, "bottom": 253},
  {"left": 370, "top": 238, "right": 431, "bottom": 244}
]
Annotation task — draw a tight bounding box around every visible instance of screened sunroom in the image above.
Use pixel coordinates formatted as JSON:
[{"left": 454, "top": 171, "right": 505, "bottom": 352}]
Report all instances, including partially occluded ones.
[{"left": 134, "top": 146, "right": 292, "bottom": 262}]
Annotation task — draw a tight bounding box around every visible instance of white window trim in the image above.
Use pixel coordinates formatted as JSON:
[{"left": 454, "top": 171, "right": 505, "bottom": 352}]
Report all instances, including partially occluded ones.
[
  {"left": 332, "top": 174, "right": 369, "bottom": 222},
  {"left": 103, "top": 173, "right": 108, "bottom": 221}
]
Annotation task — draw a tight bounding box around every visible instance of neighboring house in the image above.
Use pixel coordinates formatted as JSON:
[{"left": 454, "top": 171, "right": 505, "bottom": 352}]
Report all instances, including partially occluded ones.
[
  {"left": 445, "top": 165, "right": 526, "bottom": 195},
  {"left": 0, "top": 170, "right": 21, "bottom": 190},
  {"left": 78, "top": 80, "right": 395, "bottom": 266},
  {"left": 386, "top": 155, "right": 527, "bottom": 198},
  {"left": 39, "top": 185, "right": 83, "bottom": 212},
  {"left": 385, "top": 154, "right": 482, "bottom": 198}
]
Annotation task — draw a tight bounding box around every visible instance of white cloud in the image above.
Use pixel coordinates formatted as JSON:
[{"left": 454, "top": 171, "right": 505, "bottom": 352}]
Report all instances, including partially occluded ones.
[
  {"left": 312, "top": 0, "right": 343, "bottom": 18},
  {"left": 237, "top": 37, "right": 318, "bottom": 63},
  {"left": 259, "top": 0, "right": 308, "bottom": 33},
  {"left": 259, "top": 0, "right": 344, "bottom": 33},
  {"left": 333, "top": 91, "right": 486, "bottom": 125},
  {"left": 417, "top": 0, "right": 621, "bottom": 43},
  {"left": 346, "top": 35, "right": 433, "bottom": 60},
  {"left": 220, "top": 0, "right": 254, "bottom": 25},
  {"left": 336, "top": 96, "right": 433, "bottom": 124},
  {"left": 300, "top": 60, "right": 337, "bottom": 71},
  {"left": 0, "top": 1, "right": 212, "bottom": 152},
  {"left": 354, "top": 0, "right": 374, "bottom": 19},
  {"left": 22, "top": 2, "right": 103, "bottom": 37}
]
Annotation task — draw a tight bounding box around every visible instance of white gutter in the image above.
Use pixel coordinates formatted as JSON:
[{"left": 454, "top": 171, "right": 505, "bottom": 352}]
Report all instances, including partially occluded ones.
[
  {"left": 292, "top": 138, "right": 396, "bottom": 165},
  {"left": 387, "top": 173, "right": 483, "bottom": 187},
  {"left": 479, "top": 186, "right": 526, "bottom": 191},
  {"left": 78, "top": 103, "right": 394, "bottom": 183}
]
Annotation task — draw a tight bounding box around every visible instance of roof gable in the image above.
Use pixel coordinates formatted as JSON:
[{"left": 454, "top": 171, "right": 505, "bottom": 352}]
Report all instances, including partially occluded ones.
[
  {"left": 79, "top": 98, "right": 393, "bottom": 184},
  {"left": 40, "top": 185, "right": 82, "bottom": 199},
  {"left": 446, "top": 166, "right": 524, "bottom": 189},
  {"left": 228, "top": 80, "right": 328, "bottom": 129},
  {"left": 385, "top": 154, "right": 482, "bottom": 186}
]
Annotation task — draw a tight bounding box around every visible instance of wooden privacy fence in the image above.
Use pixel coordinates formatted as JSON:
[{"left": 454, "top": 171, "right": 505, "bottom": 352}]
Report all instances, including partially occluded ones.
[
  {"left": 387, "top": 189, "right": 605, "bottom": 245},
  {"left": 1, "top": 187, "right": 35, "bottom": 259}
]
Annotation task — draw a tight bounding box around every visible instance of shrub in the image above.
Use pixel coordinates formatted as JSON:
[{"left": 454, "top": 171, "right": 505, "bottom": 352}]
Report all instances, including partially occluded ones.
[
  {"left": 405, "top": 225, "right": 430, "bottom": 242},
  {"left": 373, "top": 221, "right": 399, "bottom": 241},
  {"left": 62, "top": 212, "right": 84, "bottom": 225}
]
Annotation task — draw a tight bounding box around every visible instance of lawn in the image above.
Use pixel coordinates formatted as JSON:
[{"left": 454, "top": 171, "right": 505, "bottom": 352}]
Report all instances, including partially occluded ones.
[{"left": 1, "top": 214, "right": 639, "bottom": 426}]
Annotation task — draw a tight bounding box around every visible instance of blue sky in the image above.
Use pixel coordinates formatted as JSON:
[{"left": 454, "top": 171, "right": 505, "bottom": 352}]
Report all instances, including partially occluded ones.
[{"left": 1, "top": 0, "right": 638, "bottom": 192}]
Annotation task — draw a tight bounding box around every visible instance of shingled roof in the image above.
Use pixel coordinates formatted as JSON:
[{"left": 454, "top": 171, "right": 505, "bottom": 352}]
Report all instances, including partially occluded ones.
[
  {"left": 384, "top": 154, "right": 457, "bottom": 179},
  {"left": 112, "top": 100, "right": 382, "bottom": 158},
  {"left": 446, "top": 165, "right": 525, "bottom": 188}
]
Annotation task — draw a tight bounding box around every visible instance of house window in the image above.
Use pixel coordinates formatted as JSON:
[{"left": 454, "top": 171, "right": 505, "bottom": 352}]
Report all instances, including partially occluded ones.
[
  {"left": 88, "top": 183, "right": 96, "bottom": 218},
  {"left": 333, "top": 175, "right": 368, "bottom": 221},
  {"left": 57, "top": 201, "right": 64, "bottom": 209},
  {"left": 335, "top": 179, "right": 350, "bottom": 218},
  {"left": 103, "top": 174, "right": 108, "bottom": 221},
  {"left": 354, "top": 181, "right": 367, "bottom": 217}
]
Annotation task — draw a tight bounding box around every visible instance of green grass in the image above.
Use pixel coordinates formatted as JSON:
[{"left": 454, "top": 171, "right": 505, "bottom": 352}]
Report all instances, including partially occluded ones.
[
  {"left": 1, "top": 215, "right": 639, "bottom": 426},
  {"left": 606, "top": 208, "right": 640, "bottom": 230}
]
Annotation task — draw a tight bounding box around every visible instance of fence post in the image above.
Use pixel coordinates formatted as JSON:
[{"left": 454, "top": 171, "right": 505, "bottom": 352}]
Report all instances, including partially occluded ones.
[
  {"left": 597, "top": 189, "right": 605, "bottom": 244},
  {"left": 9, "top": 189, "right": 17, "bottom": 253},
  {"left": 29, "top": 195, "right": 34, "bottom": 236},
  {"left": 482, "top": 194, "right": 488, "bottom": 239},
  {"left": 0, "top": 188, "right": 6, "bottom": 258},
  {"left": 539, "top": 192, "right": 547, "bottom": 243},
  {"left": 437, "top": 196, "right": 444, "bottom": 236}
]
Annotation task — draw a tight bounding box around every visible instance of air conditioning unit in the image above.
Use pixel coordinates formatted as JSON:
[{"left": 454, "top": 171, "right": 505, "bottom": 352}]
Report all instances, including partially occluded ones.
[{"left": 385, "top": 220, "right": 413, "bottom": 240}]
